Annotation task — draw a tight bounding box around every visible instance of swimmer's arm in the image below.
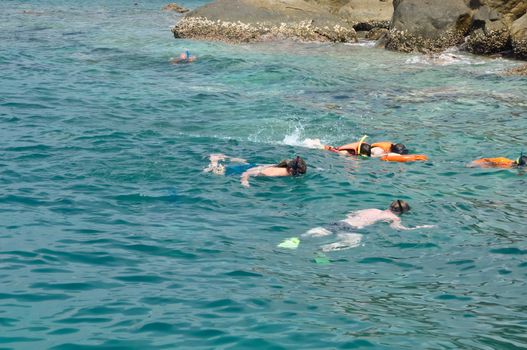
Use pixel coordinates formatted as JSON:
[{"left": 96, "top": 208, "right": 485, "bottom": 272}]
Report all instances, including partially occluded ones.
[
  {"left": 240, "top": 172, "right": 252, "bottom": 187},
  {"left": 240, "top": 166, "right": 265, "bottom": 188},
  {"left": 390, "top": 218, "right": 435, "bottom": 230},
  {"left": 229, "top": 157, "right": 247, "bottom": 163},
  {"left": 389, "top": 220, "right": 412, "bottom": 230}
]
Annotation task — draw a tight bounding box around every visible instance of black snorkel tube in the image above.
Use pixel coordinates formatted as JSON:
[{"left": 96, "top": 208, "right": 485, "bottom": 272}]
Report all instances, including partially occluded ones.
[
  {"left": 397, "top": 200, "right": 404, "bottom": 213},
  {"left": 290, "top": 156, "right": 301, "bottom": 176},
  {"left": 516, "top": 152, "right": 524, "bottom": 166}
]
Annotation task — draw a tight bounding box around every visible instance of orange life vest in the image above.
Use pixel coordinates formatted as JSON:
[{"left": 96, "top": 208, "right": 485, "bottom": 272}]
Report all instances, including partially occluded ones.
[
  {"left": 471, "top": 157, "right": 515, "bottom": 168},
  {"left": 371, "top": 142, "right": 393, "bottom": 153},
  {"left": 381, "top": 154, "right": 428, "bottom": 162}
]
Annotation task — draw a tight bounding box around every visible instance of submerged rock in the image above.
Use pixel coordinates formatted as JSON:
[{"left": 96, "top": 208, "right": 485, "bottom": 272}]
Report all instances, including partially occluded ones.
[
  {"left": 163, "top": 3, "right": 189, "bottom": 13},
  {"left": 502, "top": 63, "right": 527, "bottom": 76}
]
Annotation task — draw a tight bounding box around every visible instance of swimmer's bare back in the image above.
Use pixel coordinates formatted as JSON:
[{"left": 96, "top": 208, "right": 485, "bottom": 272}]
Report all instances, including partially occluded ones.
[
  {"left": 240, "top": 165, "right": 290, "bottom": 187},
  {"left": 342, "top": 209, "right": 396, "bottom": 229},
  {"left": 342, "top": 209, "right": 434, "bottom": 230}
]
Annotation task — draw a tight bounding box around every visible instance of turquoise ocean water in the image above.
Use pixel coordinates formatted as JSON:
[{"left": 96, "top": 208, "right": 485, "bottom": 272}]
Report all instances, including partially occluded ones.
[{"left": 1, "top": 0, "right": 527, "bottom": 349}]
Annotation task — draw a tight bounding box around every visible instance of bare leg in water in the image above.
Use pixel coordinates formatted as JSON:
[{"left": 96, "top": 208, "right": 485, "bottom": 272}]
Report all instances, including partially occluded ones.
[
  {"left": 303, "top": 223, "right": 363, "bottom": 252},
  {"left": 203, "top": 153, "right": 247, "bottom": 175}
]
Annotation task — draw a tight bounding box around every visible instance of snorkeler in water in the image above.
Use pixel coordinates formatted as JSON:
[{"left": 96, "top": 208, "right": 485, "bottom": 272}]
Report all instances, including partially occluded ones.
[
  {"left": 301, "top": 200, "right": 434, "bottom": 252},
  {"left": 322, "top": 136, "right": 409, "bottom": 158},
  {"left": 204, "top": 153, "right": 307, "bottom": 188},
  {"left": 170, "top": 49, "right": 196, "bottom": 64},
  {"left": 469, "top": 154, "right": 527, "bottom": 169},
  {"left": 323, "top": 135, "right": 372, "bottom": 156},
  {"left": 370, "top": 142, "right": 409, "bottom": 156}
]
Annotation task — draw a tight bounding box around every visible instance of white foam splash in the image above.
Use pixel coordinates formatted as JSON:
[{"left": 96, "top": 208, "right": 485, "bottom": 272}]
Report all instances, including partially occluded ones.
[
  {"left": 344, "top": 40, "right": 376, "bottom": 48},
  {"left": 406, "top": 51, "right": 485, "bottom": 66},
  {"left": 320, "top": 233, "right": 363, "bottom": 252},
  {"left": 281, "top": 126, "right": 325, "bottom": 149}
]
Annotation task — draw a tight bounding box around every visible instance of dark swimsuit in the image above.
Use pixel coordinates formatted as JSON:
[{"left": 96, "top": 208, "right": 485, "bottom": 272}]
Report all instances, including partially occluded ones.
[
  {"left": 224, "top": 163, "right": 257, "bottom": 176},
  {"left": 326, "top": 221, "right": 355, "bottom": 232}
]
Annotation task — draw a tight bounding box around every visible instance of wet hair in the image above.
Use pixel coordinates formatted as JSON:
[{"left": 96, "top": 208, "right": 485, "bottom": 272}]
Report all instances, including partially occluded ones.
[
  {"left": 276, "top": 156, "right": 307, "bottom": 176},
  {"left": 391, "top": 143, "right": 409, "bottom": 155},
  {"left": 516, "top": 155, "right": 527, "bottom": 167},
  {"left": 389, "top": 200, "right": 411, "bottom": 214},
  {"left": 359, "top": 143, "right": 371, "bottom": 157}
]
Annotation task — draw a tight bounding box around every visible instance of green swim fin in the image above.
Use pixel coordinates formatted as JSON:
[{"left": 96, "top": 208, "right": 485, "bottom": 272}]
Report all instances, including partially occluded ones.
[
  {"left": 277, "top": 237, "right": 300, "bottom": 249},
  {"left": 314, "top": 253, "right": 330, "bottom": 265}
]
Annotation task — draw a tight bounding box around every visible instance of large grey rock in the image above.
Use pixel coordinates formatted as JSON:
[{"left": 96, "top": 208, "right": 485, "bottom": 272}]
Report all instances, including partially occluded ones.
[
  {"left": 472, "top": 5, "right": 500, "bottom": 22},
  {"left": 464, "top": 4, "right": 510, "bottom": 55},
  {"left": 186, "top": 0, "right": 336, "bottom": 25},
  {"left": 338, "top": 0, "right": 393, "bottom": 29},
  {"left": 511, "top": 12, "right": 527, "bottom": 58},
  {"left": 483, "top": 0, "right": 527, "bottom": 21},
  {"left": 385, "top": 0, "right": 473, "bottom": 53},
  {"left": 172, "top": 0, "right": 358, "bottom": 43}
]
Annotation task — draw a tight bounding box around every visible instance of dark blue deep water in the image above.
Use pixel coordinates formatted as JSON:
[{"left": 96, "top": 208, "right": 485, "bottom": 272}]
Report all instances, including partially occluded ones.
[{"left": 1, "top": 1, "right": 527, "bottom": 349}]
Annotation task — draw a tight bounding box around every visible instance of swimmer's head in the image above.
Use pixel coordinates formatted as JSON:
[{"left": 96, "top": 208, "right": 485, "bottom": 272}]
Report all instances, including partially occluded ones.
[
  {"left": 516, "top": 154, "right": 527, "bottom": 167},
  {"left": 179, "top": 50, "right": 190, "bottom": 60},
  {"left": 389, "top": 200, "right": 410, "bottom": 214},
  {"left": 359, "top": 143, "right": 371, "bottom": 157},
  {"left": 277, "top": 156, "right": 307, "bottom": 176},
  {"left": 391, "top": 143, "right": 409, "bottom": 155}
]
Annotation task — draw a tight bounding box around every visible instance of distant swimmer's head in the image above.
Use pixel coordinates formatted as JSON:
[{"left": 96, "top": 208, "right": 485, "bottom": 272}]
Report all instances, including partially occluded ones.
[
  {"left": 389, "top": 200, "right": 410, "bottom": 214},
  {"left": 515, "top": 154, "right": 527, "bottom": 167},
  {"left": 277, "top": 156, "right": 307, "bottom": 176},
  {"left": 359, "top": 143, "right": 371, "bottom": 157},
  {"left": 391, "top": 143, "right": 409, "bottom": 155},
  {"left": 179, "top": 50, "right": 191, "bottom": 60}
]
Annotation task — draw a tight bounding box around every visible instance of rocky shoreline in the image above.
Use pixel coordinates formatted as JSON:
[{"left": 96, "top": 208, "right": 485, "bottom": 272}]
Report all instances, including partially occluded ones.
[
  {"left": 171, "top": 0, "right": 527, "bottom": 62},
  {"left": 173, "top": 17, "right": 358, "bottom": 43}
]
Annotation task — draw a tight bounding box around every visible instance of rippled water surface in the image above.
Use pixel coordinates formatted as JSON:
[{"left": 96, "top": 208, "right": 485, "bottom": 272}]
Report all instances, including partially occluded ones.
[{"left": 1, "top": 1, "right": 527, "bottom": 349}]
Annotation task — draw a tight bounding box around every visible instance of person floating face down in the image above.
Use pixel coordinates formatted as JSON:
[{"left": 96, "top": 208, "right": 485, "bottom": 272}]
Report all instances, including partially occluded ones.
[
  {"left": 170, "top": 49, "right": 196, "bottom": 64},
  {"left": 301, "top": 200, "right": 434, "bottom": 252},
  {"left": 370, "top": 142, "right": 409, "bottom": 157},
  {"left": 324, "top": 138, "right": 409, "bottom": 158},
  {"left": 469, "top": 154, "right": 527, "bottom": 168},
  {"left": 204, "top": 154, "right": 307, "bottom": 187},
  {"left": 307, "top": 200, "right": 431, "bottom": 233}
]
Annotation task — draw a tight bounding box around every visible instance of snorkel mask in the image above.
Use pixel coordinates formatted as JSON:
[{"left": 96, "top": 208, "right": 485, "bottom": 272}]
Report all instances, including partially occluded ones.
[
  {"left": 397, "top": 200, "right": 404, "bottom": 213},
  {"left": 392, "top": 199, "right": 410, "bottom": 214}
]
